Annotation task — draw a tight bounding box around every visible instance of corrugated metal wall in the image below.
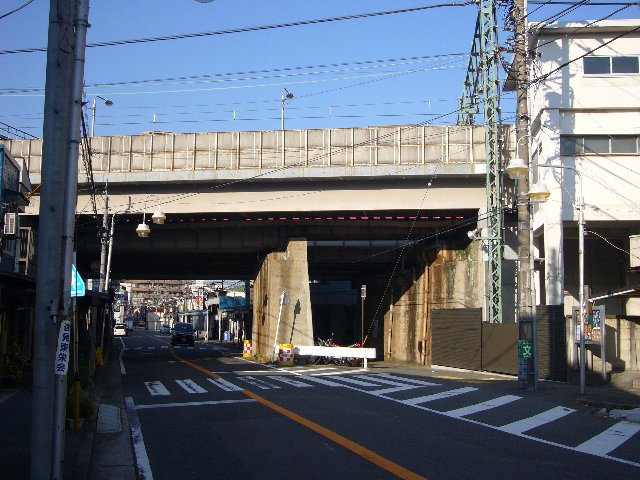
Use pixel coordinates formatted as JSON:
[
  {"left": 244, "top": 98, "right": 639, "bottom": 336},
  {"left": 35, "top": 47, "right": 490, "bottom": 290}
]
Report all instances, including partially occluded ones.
[
  {"left": 431, "top": 306, "right": 567, "bottom": 381},
  {"left": 432, "top": 308, "right": 482, "bottom": 370}
]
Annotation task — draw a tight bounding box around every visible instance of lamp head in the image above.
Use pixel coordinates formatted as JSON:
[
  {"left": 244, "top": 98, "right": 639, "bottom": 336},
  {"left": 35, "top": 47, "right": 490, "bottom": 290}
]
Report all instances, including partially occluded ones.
[
  {"left": 151, "top": 208, "right": 166, "bottom": 225},
  {"left": 136, "top": 223, "right": 151, "bottom": 238},
  {"left": 505, "top": 157, "right": 529, "bottom": 180},
  {"left": 527, "top": 182, "right": 551, "bottom": 203}
]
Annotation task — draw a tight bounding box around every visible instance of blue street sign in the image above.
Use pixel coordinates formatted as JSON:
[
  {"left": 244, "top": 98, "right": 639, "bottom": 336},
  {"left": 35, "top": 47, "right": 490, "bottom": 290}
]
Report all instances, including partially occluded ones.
[{"left": 71, "top": 264, "right": 85, "bottom": 297}]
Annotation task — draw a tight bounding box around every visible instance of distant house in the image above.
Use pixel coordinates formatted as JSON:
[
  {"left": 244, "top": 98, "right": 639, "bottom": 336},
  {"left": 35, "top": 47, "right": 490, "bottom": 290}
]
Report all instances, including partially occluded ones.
[{"left": 0, "top": 144, "right": 34, "bottom": 382}]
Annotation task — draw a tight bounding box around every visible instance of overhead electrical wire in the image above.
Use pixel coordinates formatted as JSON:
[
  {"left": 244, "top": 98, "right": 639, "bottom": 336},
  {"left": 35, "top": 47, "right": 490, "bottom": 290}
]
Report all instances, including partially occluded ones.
[{"left": 0, "top": 2, "right": 475, "bottom": 56}]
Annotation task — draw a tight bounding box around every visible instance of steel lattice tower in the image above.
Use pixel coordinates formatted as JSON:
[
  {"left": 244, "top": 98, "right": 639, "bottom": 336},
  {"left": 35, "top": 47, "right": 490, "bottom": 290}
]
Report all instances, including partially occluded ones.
[{"left": 457, "top": 0, "right": 504, "bottom": 323}]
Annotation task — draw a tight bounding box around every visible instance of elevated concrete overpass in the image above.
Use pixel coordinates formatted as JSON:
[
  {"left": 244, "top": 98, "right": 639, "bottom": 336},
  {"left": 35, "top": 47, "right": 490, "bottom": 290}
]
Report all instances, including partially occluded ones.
[
  {"left": 9, "top": 124, "right": 513, "bottom": 280},
  {"left": 9, "top": 124, "right": 517, "bottom": 364}
]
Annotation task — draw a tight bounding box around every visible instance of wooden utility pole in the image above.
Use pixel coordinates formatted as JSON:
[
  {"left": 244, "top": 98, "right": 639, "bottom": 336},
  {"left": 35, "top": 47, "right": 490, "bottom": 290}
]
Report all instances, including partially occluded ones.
[{"left": 513, "top": 0, "right": 537, "bottom": 390}]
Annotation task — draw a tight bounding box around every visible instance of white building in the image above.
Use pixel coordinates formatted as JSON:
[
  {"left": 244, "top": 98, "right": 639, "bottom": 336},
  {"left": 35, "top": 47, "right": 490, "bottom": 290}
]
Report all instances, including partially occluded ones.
[{"left": 526, "top": 20, "right": 640, "bottom": 318}]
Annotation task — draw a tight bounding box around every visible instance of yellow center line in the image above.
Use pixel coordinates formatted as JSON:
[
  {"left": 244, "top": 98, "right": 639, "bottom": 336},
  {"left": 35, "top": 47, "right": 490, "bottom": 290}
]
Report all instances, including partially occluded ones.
[{"left": 171, "top": 350, "right": 427, "bottom": 480}]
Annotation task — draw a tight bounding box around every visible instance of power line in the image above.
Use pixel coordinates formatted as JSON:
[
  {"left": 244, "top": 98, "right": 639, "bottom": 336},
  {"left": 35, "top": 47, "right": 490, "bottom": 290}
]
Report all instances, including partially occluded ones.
[
  {"left": 0, "top": 3, "right": 475, "bottom": 56},
  {"left": 0, "top": 0, "right": 35, "bottom": 21}
]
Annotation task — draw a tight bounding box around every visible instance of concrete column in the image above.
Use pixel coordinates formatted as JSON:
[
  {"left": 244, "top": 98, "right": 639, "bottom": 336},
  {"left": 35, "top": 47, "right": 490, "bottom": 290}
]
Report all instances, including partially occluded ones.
[
  {"left": 539, "top": 109, "right": 565, "bottom": 306},
  {"left": 252, "top": 239, "right": 314, "bottom": 357}
]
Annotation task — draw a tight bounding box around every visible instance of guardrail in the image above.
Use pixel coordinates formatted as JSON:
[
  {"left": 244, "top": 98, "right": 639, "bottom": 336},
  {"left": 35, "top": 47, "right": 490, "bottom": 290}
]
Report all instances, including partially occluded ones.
[{"left": 294, "top": 345, "right": 377, "bottom": 368}]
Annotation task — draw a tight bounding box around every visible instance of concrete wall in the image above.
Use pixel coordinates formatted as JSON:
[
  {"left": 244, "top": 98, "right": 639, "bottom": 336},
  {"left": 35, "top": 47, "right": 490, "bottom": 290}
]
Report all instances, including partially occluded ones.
[
  {"left": 383, "top": 262, "right": 429, "bottom": 365},
  {"left": 252, "top": 239, "right": 314, "bottom": 357},
  {"left": 382, "top": 242, "right": 485, "bottom": 365}
]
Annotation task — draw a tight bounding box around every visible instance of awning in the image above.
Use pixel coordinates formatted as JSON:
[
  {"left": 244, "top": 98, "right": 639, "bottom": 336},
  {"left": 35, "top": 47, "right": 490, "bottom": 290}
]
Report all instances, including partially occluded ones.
[{"left": 590, "top": 285, "right": 640, "bottom": 302}]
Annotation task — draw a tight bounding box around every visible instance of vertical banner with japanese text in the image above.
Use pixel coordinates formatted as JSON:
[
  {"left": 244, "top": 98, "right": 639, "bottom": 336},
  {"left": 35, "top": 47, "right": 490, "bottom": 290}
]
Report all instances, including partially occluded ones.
[{"left": 54, "top": 320, "right": 72, "bottom": 376}]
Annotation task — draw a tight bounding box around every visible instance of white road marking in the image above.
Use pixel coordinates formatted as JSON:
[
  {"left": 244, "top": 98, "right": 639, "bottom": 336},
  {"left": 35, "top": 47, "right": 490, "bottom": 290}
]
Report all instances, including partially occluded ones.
[
  {"left": 376, "top": 373, "right": 442, "bottom": 387},
  {"left": 161, "top": 346, "right": 168, "bottom": 349},
  {"left": 402, "top": 387, "right": 478, "bottom": 406},
  {"left": 266, "top": 376, "right": 313, "bottom": 388},
  {"left": 134, "top": 347, "right": 142, "bottom": 350},
  {"left": 575, "top": 421, "right": 640, "bottom": 456},
  {"left": 176, "top": 379, "right": 207, "bottom": 394},
  {"left": 327, "top": 376, "right": 380, "bottom": 387},
  {"left": 299, "top": 375, "right": 345, "bottom": 387},
  {"left": 125, "top": 397, "right": 153, "bottom": 480},
  {"left": 118, "top": 338, "right": 126, "bottom": 375},
  {"left": 355, "top": 374, "right": 437, "bottom": 396},
  {"left": 499, "top": 406, "right": 576, "bottom": 434},
  {"left": 144, "top": 381, "right": 170, "bottom": 396},
  {"left": 135, "top": 399, "right": 256, "bottom": 410},
  {"left": 240, "top": 376, "right": 281, "bottom": 390},
  {"left": 207, "top": 378, "right": 244, "bottom": 392},
  {"left": 444, "top": 395, "right": 521, "bottom": 418}
]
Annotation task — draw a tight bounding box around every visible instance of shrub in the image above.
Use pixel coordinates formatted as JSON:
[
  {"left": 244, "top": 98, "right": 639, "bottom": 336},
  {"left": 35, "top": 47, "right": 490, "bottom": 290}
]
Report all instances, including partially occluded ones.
[{"left": 0, "top": 344, "right": 30, "bottom": 380}]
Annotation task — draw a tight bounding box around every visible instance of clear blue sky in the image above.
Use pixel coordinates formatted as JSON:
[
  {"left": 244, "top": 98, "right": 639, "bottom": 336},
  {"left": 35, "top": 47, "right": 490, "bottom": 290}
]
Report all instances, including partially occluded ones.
[{"left": 1, "top": 1, "right": 638, "bottom": 138}]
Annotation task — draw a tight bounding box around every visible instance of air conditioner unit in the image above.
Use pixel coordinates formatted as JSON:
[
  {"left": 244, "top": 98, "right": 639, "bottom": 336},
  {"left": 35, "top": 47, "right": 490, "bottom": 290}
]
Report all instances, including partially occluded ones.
[{"left": 3, "top": 212, "right": 19, "bottom": 236}]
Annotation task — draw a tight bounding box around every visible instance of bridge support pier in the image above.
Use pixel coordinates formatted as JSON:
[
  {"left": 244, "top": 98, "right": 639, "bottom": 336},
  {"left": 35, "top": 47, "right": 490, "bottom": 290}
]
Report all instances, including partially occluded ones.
[{"left": 252, "top": 239, "right": 314, "bottom": 358}]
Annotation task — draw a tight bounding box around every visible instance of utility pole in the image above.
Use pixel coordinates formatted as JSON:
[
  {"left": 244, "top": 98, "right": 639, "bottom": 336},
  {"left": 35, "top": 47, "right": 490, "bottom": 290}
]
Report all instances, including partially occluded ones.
[
  {"left": 512, "top": 0, "right": 537, "bottom": 390},
  {"left": 31, "top": 2, "right": 76, "bottom": 478},
  {"left": 32, "top": 1, "right": 92, "bottom": 478}
]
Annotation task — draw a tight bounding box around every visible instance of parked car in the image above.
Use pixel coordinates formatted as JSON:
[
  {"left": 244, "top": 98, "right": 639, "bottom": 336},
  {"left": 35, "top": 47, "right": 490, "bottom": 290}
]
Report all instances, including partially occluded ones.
[
  {"left": 160, "top": 324, "right": 171, "bottom": 334},
  {"left": 113, "top": 323, "right": 128, "bottom": 337},
  {"left": 171, "top": 322, "right": 194, "bottom": 347}
]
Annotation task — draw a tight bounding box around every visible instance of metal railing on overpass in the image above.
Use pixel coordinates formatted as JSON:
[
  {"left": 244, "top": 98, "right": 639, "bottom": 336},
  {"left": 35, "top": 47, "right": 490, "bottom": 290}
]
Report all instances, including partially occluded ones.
[{"left": 6, "top": 125, "right": 513, "bottom": 182}]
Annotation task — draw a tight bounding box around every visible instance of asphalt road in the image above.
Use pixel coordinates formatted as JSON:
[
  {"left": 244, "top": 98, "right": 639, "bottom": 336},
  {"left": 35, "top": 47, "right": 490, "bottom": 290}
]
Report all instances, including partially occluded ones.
[{"left": 117, "top": 329, "right": 640, "bottom": 480}]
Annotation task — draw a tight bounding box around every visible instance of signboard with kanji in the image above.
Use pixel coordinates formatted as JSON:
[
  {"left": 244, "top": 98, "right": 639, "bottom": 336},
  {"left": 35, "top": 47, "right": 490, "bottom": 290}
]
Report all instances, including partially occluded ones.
[
  {"left": 518, "top": 340, "right": 533, "bottom": 359},
  {"left": 574, "top": 305, "right": 605, "bottom": 345},
  {"left": 54, "top": 320, "right": 71, "bottom": 376}
]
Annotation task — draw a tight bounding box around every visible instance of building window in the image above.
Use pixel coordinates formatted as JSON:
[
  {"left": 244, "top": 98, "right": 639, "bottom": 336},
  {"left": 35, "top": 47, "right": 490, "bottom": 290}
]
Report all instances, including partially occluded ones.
[
  {"left": 561, "top": 135, "right": 639, "bottom": 155},
  {"left": 584, "top": 56, "right": 639, "bottom": 75}
]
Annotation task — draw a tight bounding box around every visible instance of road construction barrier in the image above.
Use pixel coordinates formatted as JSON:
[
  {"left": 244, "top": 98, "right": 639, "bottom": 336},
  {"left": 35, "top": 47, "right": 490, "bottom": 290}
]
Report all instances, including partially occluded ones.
[
  {"left": 278, "top": 344, "right": 294, "bottom": 366},
  {"left": 294, "top": 345, "right": 376, "bottom": 368},
  {"left": 243, "top": 340, "right": 253, "bottom": 358}
]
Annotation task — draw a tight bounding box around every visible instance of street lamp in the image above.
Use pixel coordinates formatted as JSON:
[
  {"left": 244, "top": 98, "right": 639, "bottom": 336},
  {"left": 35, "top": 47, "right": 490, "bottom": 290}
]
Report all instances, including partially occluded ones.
[
  {"left": 136, "top": 194, "right": 167, "bottom": 238},
  {"left": 281, "top": 88, "right": 294, "bottom": 131},
  {"left": 90, "top": 95, "right": 113, "bottom": 137},
  {"left": 507, "top": 157, "right": 586, "bottom": 394}
]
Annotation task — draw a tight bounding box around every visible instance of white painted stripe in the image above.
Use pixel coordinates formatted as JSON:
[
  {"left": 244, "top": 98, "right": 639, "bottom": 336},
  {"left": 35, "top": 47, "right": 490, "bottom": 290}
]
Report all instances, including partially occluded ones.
[
  {"left": 371, "top": 384, "right": 424, "bottom": 396},
  {"left": 299, "top": 375, "right": 345, "bottom": 387},
  {"left": 377, "top": 373, "right": 442, "bottom": 387},
  {"left": 135, "top": 398, "right": 256, "bottom": 410},
  {"left": 266, "top": 376, "right": 313, "bottom": 388},
  {"left": 125, "top": 397, "right": 153, "bottom": 480},
  {"left": 147, "top": 346, "right": 155, "bottom": 350},
  {"left": 499, "top": 406, "right": 576, "bottom": 434},
  {"left": 134, "top": 347, "right": 142, "bottom": 350},
  {"left": 403, "top": 387, "right": 478, "bottom": 406},
  {"left": 207, "top": 378, "right": 244, "bottom": 392},
  {"left": 356, "top": 374, "right": 438, "bottom": 395},
  {"left": 161, "top": 345, "right": 168, "bottom": 349},
  {"left": 144, "top": 381, "right": 170, "bottom": 396},
  {"left": 327, "top": 376, "right": 380, "bottom": 387},
  {"left": 444, "top": 395, "right": 521, "bottom": 418},
  {"left": 241, "top": 376, "right": 281, "bottom": 390},
  {"left": 176, "top": 379, "right": 207, "bottom": 394},
  {"left": 118, "top": 338, "right": 126, "bottom": 375},
  {"left": 575, "top": 421, "right": 640, "bottom": 455},
  {"left": 359, "top": 374, "right": 439, "bottom": 388}
]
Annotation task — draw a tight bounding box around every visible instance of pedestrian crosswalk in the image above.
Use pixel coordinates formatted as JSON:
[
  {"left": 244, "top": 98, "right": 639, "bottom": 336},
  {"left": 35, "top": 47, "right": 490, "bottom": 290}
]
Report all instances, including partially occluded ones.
[{"left": 136, "top": 371, "right": 640, "bottom": 466}]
